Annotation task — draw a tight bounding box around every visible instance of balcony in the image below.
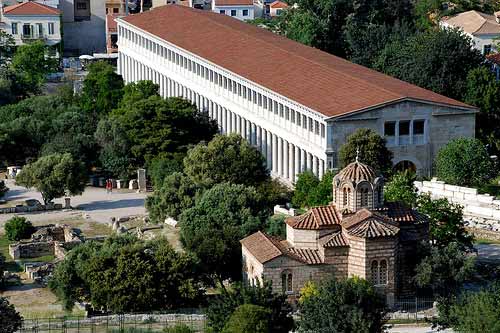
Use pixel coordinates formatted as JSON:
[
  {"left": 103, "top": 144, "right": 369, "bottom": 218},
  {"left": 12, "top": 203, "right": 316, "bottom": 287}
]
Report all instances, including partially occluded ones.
[{"left": 21, "top": 34, "right": 47, "bottom": 41}]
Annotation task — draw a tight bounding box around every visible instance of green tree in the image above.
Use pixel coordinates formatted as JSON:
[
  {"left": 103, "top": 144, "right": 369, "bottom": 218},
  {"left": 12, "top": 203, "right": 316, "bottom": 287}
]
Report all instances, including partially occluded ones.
[
  {"left": 384, "top": 171, "right": 417, "bottom": 207},
  {"left": 94, "top": 118, "right": 132, "bottom": 179},
  {"left": 179, "top": 183, "right": 269, "bottom": 285},
  {"left": 414, "top": 242, "right": 475, "bottom": 298},
  {"left": 417, "top": 194, "right": 474, "bottom": 250},
  {"left": 464, "top": 67, "right": 500, "bottom": 155},
  {"left": 374, "top": 28, "right": 483, "bottom": 100},
  {"left": 222, "top": 304, "right": 271, "bottom": 333},
  {"left": 119, "top": 80, "right": 160, "bottom": 107},
  {"left": 265, "top": 214, "right": 287, "bottom": 238},
  {"left": 183, "top": 134, "right": 268, "bottom": 188},
  {"left": 147, "top": 155, "right": 183, "bottom": 188},
  {"left": 112, "top": 95, "right": 217, "bottom": 167},
  {"left": 0, "top": 30, "right": 15, "bottom": 66},
  {"left": 0, "top": 180, "right": 8, "bottom": 199},
  {"left": 146, "top": 172, "right": 202, "bottom": 222},
  {"left": 339, "top": 128, "right": 393, "bottom": 174},
  {"left": 5, "top": 216, "right": 35, "bottom": 241},
  {"left": 292, "top": 171, "right": 319, "bottom": 208},
  {"left": 49, "top": 236, "right": 202, "bottom": 312},
  {"left": 309, "top": 169, "right": 336, "bottom": 206},
  {"left": 206, "top": 282, "right": 293, "bottom": 333},
  {"left": 11, "top": 40, "right": 58, "bottom": 95},
  {"left": 80, "top": 61, "right": 124, "bottom": 118},
  {"left": 297, "top": 277, "right": 387, "bottom": 333},
  {"left": 435, "top": 137, "right": 493, "bottom": 188},
  {"left": 448, "top": 283, "right": 500, "bottom": 332},
  {"left": 16, "top": 153, "right": 87, "bottom": 204},
  {"left": 0, "top": 297, "right": 22, "bottom": 333}
]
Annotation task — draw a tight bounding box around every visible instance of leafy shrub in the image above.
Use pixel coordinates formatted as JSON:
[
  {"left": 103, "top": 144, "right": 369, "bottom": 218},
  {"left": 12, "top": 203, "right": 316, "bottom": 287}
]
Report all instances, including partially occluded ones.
[
  {"left": 0, "top": 180, "right": 8, "bottom": 198},
  {"left": 384, "top": 171, "right": 417, "bottom": 207},
  {"left": 5, "top": 216, "right": 34, "bottom": 241},
  {"left": 222, "top": 304, "right": 271, "bottom": 333},
  {"left": 163, "top": 324, "right": 194, "bottom": 333}
]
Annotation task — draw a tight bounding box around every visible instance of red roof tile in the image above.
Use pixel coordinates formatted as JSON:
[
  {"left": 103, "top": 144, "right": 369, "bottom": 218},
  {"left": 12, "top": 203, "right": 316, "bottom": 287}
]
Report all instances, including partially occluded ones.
[
  {"left": 120, "top": 5, "right": 474, "bottom": 118},
  {"left": 320, "top": 231, "right": 349, "bottom": 247},
  {"left": 269, "top": 1, "right": 288, "bottom": 9},
  {"left": 343, "top": 209, "right": 399, "bottom": 238},
  {"left": 376, "top": 202, "right": 428, "bottom": 224},
  {"left": 286, "top": 205, "right": 343, "bottom": 230},
  {"left": 288, "top": 247, "right": 323, "bottom": 264},
  {"left": 4, "top": 1, "right": 60, "bottom": 15},
  {"left": 241, "top": 231, "right": 307, "bottom": 264},
  {"left": 487, "top": 53, "right": 500, "bottom": 65}
]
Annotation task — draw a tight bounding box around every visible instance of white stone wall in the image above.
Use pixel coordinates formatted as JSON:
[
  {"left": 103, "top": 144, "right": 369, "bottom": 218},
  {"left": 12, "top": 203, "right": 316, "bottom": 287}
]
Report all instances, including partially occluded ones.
[
  {"left": 1, "top": 14, "right": 62, "bottom": 47},
  {"left": 414, "top": 178, "right": 500, "bottom": 231}
]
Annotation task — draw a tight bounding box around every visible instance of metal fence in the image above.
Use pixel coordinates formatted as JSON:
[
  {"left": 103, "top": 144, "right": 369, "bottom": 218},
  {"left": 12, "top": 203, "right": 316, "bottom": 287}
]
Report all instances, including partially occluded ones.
[
  {"left": 388, "top": 297, "right": 436, "bottom": 322},
  {"left": 19, "top": 313, "right": 207, "bottom": 333}
]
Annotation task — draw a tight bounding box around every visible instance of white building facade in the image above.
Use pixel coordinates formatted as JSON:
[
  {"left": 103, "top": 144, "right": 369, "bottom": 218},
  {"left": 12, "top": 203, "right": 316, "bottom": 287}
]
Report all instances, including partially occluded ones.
[
  {"left": 212, "top": 0, "right": 255, "bottom": 21},
  {"left": 0, "top": 1, "right": 62, "bottom": 47},
  {"left": 116, "top": 5, "right": 476, "bottom": 182}
]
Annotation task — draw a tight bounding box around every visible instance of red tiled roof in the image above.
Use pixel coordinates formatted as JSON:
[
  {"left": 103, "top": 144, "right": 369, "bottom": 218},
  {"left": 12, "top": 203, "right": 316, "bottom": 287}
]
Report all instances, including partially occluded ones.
[
  {"left": 4, "top": 1, "right": 60, "bottom": 15},
  {"left": 288, "top": 247, "right": 323, "bottom": 264},
  {"left": 343, "top": 209, "right": 399, "bottom": 238},
  {"left": 376, "top": 202, "right": 428, "bottom": 224},
  {"left": 286, "top": 205, "right": 343, "bottom": 230},
  {"left": 214, "top": 0, "right": 253, "bottom": 5},
  {"left": 334, "top": 161, "right": 377, "bottom": 184},
  {"left": 241, "top": 231, "right": 307, "bottom": 264},
  {"left": 319, "top": 231, "right": 349, "bottom": 247},
  {"left": 269, "top": 0, "right": 288, "bottom": 9},
  {"left": 120, "top": 5, "right": 474, "bottom": 118}
]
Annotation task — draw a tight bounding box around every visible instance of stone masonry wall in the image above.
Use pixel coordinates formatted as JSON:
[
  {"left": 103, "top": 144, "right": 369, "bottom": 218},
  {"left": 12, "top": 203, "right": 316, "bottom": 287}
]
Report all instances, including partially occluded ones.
[{"left": 415, "top": 178, "right": 500, "bottom": 231}]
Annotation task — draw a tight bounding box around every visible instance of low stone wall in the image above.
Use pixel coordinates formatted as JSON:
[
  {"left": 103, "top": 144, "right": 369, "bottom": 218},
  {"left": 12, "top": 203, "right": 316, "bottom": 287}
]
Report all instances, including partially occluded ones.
[
  {"left": 0, "top": 203, "right": 64, "bottom": 214},
  {"left": 414, "top": 178, "right": 500, "bottom": 231},
  {"left": 9, "top": 241, "right": 53, "bottom": 260}
]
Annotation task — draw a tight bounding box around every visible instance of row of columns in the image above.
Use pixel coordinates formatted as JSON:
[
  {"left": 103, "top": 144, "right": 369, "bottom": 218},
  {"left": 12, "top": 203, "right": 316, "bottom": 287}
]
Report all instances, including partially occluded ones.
[{"left": 120, "top": 53, "right": 326, "bottom": 183}]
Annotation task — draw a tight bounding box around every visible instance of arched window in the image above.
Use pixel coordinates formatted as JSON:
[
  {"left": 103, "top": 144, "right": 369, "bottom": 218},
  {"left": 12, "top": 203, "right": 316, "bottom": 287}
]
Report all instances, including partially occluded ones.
[
  {"left": 370, "top": 260, "right": 379, "bottom": 285},
  {"left": 379, "top": 260, "right": 388, "bottom": 285},
  {"left": 281, "top": 271, "right": 293, "bottom": 294},
  {"left": 343, "top": 187, "right": 351, "bottom": 207},
  {"left": 360, "top": 187, "right": 369, "bottom": 207},
  {"left": 377, "top": 187, "right": 383, "bottom": 206}
]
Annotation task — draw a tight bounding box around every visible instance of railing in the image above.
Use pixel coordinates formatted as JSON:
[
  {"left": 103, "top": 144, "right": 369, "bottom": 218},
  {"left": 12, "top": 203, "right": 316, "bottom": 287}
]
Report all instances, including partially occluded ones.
[
  {"left": 19, "top": 312, "right": 207, "bottom": 333},
  {"left": 388, "top": 297, "right": 436, "bottom": 322},
  {"left": 21, "top": 34, "right": 47, "bottom": 41}
]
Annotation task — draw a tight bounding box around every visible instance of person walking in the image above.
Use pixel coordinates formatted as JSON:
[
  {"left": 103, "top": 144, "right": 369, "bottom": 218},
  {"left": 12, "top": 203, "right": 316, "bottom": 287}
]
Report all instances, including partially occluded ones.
[{"left": 106, "top": 179, "right": 111, "bottom": 194}]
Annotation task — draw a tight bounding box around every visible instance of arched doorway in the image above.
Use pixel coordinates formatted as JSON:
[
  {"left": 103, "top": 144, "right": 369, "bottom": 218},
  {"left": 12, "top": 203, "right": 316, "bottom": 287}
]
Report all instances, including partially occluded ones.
[{"left": 393, "top": 160, "right": 416, "bottom": 174}]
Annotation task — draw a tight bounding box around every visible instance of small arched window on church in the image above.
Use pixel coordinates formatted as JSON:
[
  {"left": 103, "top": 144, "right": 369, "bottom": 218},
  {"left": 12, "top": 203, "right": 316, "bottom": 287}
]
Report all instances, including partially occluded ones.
[
  {"left": 370, "top": 260, "right": 379, "bottom": 285},
  {"left": 379, "top": 260, "right": 388, "bottom": 285},
  {"left": 281, "top": 270, "right": 293, "bottom": 294},
  {"left": 343, "top": 187, "right": 351, "bottom": 208},
  {"left": 360, "top": 187, "right": 369, "bottom": 207},
  {"left": 377, "top": 186, "right": 383, "bottom": 206}
]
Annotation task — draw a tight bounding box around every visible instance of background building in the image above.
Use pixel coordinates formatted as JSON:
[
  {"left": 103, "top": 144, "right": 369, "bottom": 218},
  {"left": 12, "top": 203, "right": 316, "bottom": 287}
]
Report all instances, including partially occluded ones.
[
  {"left": 440, "top": 10, "right": 500, "bottom": 54},
  {"left": 116, "top": 5, "right": 476, "bottom": 182},
  {"left": 211, "top": 0, "right": 254, "bottom": 21},
  {"left": 0, "top": 1, "right": 62, "bottom": 51}
]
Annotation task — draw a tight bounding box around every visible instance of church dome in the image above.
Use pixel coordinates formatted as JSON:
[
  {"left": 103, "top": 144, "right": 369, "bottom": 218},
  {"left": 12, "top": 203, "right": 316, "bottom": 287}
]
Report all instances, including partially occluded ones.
[{"left": 334, "top": 160, "right": 377, "bottom": 185}]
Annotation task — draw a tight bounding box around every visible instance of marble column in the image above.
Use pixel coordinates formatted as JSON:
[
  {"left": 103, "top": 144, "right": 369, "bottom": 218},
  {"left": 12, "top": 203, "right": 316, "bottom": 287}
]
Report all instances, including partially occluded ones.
[
  {"left": 272, "top": 134, "right": 278, "bottom": 174},
  {"left": 261, "top": 128, "right": 267, "bottom": 159},
  {"left": 283, "top": 140, "right": 289, "bottom": 179},
  {"left": 256, "top": 126, "right": 262, "bottom": 151},
  {"left": 289, "top": 143, "right": 295, "bottom": 182},
  {"left": 313, "top": 156, "right": 319, "bottom": 177},
  {"left": 267, "top": 131, "right": 273, "bottom": 171},
  {"left": 319, "top": 159, "right": 325, "bottom": 179},
  {"left": 278, "top": 137, "right": 283, "bottom": 176},
  {"left": 294, "top": 145, "right": 300, "bottom": 182}
]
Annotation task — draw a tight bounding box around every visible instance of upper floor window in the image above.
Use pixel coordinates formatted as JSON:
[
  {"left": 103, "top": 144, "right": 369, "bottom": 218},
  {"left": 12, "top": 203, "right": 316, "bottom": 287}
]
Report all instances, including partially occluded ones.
[
  {"left": 22, "top": 24, "right": 32, "bottom": 37},
  {"left": 413, "top": 120, "right": 425, "bottom": 144},
  {"left": 384, "top": 120, "right": 426, "bottom": 146},
  {"left": 220, "top": 9, "right": 225, "bottom": 14},
  {"left": 231, "top": 9, "right": 237, "bottom": 16},
  {"left": 11, "top": 23, "right": 18, "bottom": 35},
  {"left": 321, "top": 124, "right": 325, "bottom": 138},
  {"left": 243, "top": 9, "right": 249, "bottom": 16},
  {"left": 399, "top": 121, "right": 410, "bottom": 145},
  {"left": 360, "top": 187, "right": 369, "bottom": 207},
  {"left": 484, "top": 44, "right": 492, "bottom": 55},
  {"left": 36, "top": 23, "right": 43, "bottom": 36}
]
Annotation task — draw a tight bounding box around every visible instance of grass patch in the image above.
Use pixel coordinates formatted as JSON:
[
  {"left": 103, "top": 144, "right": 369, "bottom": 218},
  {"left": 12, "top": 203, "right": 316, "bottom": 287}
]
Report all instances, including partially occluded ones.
[{"left": 475, "top": 238, "right": 500, "bottom": 245}]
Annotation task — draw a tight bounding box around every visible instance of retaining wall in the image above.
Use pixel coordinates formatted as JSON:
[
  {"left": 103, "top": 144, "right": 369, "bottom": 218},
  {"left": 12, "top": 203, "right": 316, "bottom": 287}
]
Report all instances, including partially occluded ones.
[{"left": 414, "top": 178, "right": 500, "bottom": 231}]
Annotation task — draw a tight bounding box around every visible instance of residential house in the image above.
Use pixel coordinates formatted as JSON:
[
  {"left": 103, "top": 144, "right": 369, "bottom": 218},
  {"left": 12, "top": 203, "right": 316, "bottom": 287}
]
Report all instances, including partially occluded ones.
[
  {"left": 268, "top": 0, "right": 286, "bottom": 17},
  {"left": 0, "top": 1, "right": 62, "bottom": 52},
  {"left": 440, "top": 10, "right": 500, "bottom": 54},
  {"left": 212, "top": 0, "right": 254, "bottom": 21}
]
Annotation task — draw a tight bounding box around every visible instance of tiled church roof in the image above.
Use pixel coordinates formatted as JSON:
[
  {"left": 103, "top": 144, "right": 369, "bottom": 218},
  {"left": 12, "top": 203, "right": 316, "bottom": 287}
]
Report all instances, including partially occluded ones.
[
  {"left": 334, "top": 160, "right": 377, "bottom": 184},
  {"left": 343, "top": 209, "right": 399, "bottom": 238},
  {"left": 376, "top": 202, "right": 428, "bottom": 224},
  {"left": 288, "top": 248, "right": 323, "bottom": 264},
  {"left": 319, "top": 231, "right": 349, "bottom": 248},
  {"left": 285, "top": 205, "right": 343, "bottom": 230}
]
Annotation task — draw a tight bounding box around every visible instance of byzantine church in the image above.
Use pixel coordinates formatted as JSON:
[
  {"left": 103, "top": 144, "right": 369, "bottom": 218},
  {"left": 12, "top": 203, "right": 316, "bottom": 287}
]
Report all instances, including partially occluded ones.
[{"left": 241, "top": 158, "right": 429, "bottom": 305}]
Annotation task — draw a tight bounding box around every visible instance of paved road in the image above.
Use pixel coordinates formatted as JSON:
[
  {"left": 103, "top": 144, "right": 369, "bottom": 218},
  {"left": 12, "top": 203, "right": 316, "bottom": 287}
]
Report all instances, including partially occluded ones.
[{"left": 0, "top": 179, "right": 147, "bottom": 226}]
